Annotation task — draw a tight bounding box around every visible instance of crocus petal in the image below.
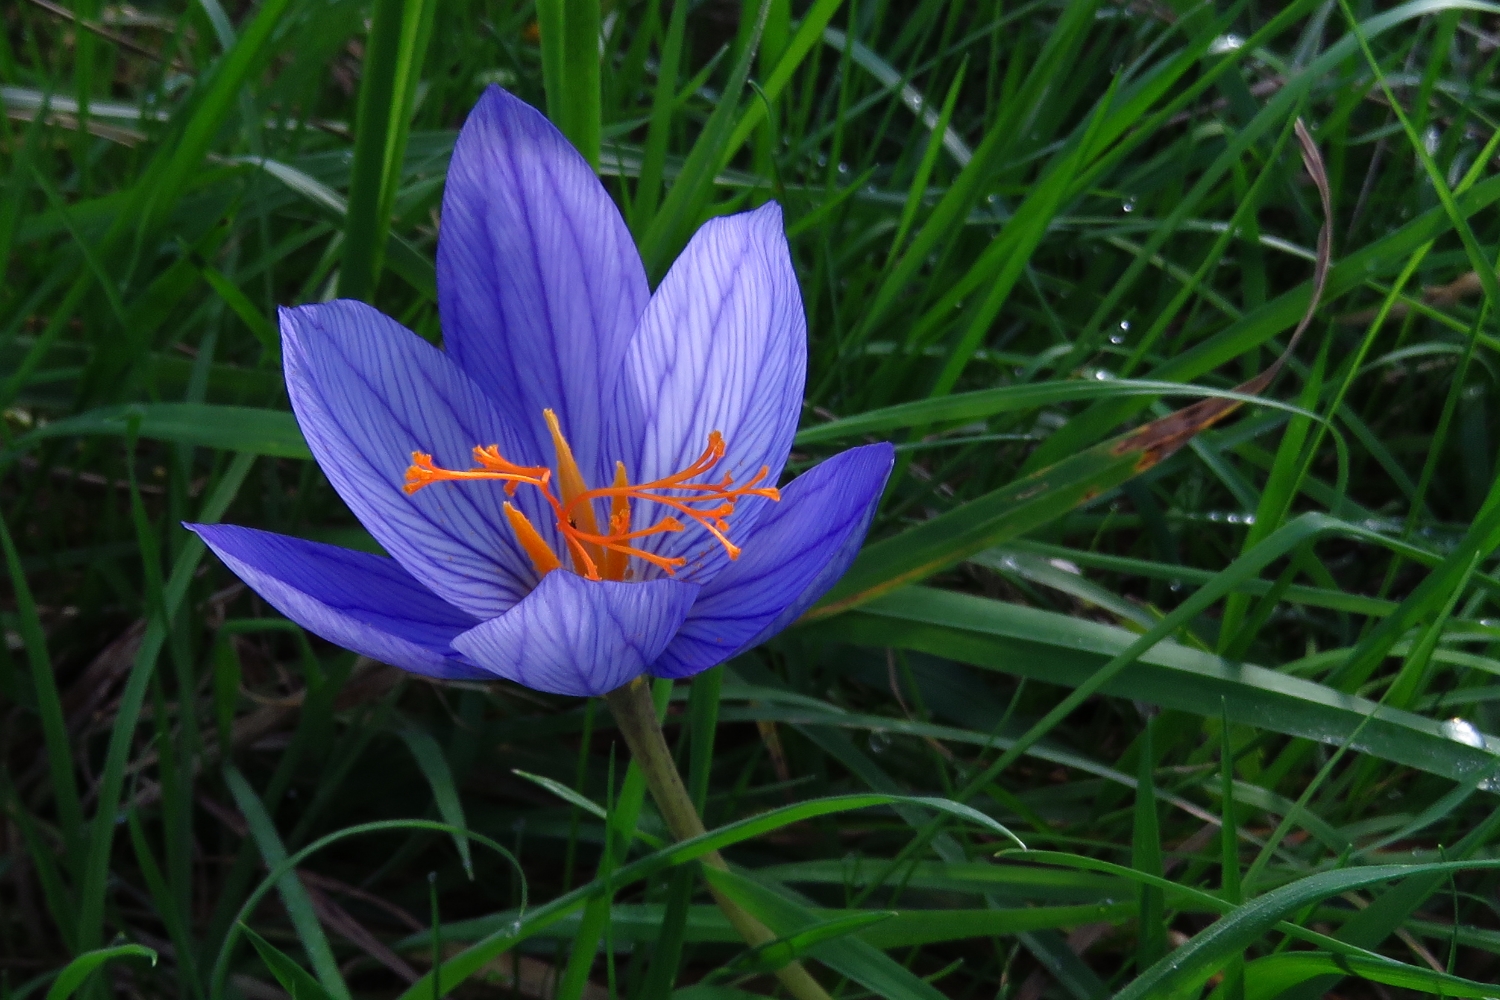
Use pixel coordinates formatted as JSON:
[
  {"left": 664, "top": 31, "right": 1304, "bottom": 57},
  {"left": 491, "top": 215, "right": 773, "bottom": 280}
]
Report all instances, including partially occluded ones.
[
  {"left": 651, "top": 443, "right": 893, "bottom": 679},
  {"left": 187, "top": 523, "right": 490, "bottom": 681},
  {"left": 615, "top": 202, "right": 807, "bottom": 580},
  {"left": 282, "top": 299, "right": 554, "bottom": 619},
  {"left": 438, "top": 85, "right": 649, "bottom": 485},
  {"left": 451, "top": 572, "right": 699, "bottom": 697}
]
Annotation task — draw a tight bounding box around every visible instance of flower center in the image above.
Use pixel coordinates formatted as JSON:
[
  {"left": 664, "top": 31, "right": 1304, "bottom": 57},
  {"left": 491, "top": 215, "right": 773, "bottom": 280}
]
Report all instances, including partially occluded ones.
[{"left": 402, "top": 409, "right": 779, "bottom": 582}]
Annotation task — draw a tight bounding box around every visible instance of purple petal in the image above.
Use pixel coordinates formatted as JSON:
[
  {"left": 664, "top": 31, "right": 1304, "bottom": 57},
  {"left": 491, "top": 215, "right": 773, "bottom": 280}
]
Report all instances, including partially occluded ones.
[
  {"left": 451, "top": 572, "right": 699, "bottom": 697},
  {"left": 651, "top": 443, "right": 892, "bottom": 679},
  {"left": 282, "top": 299, "right": 557, "bottom": 619},
  {"left": 438, "top": 85, "right": 649, "bottom": 486},
  {"left": 615, "top": 203, "right": 807, "bottom": 582},
  {"left": 187, "top": 523, "right": 490, "bottom": 681}
]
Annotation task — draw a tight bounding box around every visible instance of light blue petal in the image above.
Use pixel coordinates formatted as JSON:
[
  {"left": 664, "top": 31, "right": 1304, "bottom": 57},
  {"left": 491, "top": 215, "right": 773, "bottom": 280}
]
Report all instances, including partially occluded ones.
[
  {"left": 451, "top": 571, "right": 699, "bottom": 697},
  {"left": 439, "top": 85, "right": 649, "bottom": 487},
  {"left": 187, "top": 523, "right": 490, "bottom": 681},
  {"left": 651, "top": 443, "right": 892, "bottom": 679},
  {"left": 614, "top": 202, "right": 807, "bottom": 583},
  {"left": 282, "top": 299, "right": 556, "bottom": 618}
]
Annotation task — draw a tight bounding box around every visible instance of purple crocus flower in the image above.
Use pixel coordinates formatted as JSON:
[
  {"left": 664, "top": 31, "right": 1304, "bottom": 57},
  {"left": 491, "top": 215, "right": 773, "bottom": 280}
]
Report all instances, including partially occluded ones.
[{"left": 187, "top": 87, "right": 892, "bottom": 697}]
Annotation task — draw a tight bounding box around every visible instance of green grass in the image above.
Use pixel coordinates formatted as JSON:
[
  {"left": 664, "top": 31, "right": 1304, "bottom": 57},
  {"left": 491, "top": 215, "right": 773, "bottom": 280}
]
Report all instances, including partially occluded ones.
[{"left": 5, "top": 0, "right": 1500, "bottom": 997}]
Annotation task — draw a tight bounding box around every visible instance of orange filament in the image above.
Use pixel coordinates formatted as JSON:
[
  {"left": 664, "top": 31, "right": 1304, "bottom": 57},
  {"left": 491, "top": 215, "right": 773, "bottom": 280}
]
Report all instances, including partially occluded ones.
[
  {"left": 403, "top": 413, "right": 780, "bottom": 582},
  {"left": 405, "top": 449, "right": 550, "bottom": 495}
]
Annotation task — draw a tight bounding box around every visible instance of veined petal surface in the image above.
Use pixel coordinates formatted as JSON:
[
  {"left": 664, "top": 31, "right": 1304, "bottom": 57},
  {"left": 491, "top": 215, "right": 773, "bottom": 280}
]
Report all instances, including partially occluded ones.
[
  {"left": 616, "top": 203, "right": 807, "bottom": 581},
  {"left": 652, "top": 443, "right": 893, "bottom": 679},
  {"left": 439, "top": 85, "right": 649, "bottom": 484},
  {"left": 187, "top": 524, "right": 490, "bottom": 680},
  {"left": 282, "top": 299, "right": 548, "bottom": 618},
  {"left": 452, "top": 571, "right": 699, "bottom": 697}
]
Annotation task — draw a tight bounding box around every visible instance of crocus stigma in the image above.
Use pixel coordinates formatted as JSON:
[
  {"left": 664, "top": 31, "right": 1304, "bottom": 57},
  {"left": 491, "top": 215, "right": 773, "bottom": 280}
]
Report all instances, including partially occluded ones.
[{"left": 187, "top": 86, "right": 893, "bottom": 697}]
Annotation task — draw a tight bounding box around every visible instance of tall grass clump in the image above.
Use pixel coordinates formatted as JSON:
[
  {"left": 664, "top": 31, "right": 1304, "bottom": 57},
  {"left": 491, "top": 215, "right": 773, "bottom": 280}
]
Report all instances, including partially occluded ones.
[{"left": 5, "top": 1, "right": 1500, "bottom": 998}]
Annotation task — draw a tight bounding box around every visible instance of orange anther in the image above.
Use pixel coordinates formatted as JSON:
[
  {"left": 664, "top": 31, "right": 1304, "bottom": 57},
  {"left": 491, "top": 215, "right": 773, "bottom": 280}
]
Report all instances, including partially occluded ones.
[
  {"left": 602, "top": 461, "right": 632, "bottom": 581},
  {"left": 503, "top": 502, "right": 561, "bottom": 576}
]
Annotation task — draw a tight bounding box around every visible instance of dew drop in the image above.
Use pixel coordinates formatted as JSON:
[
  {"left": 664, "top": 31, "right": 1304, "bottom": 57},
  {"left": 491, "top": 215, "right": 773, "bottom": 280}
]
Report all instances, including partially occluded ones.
[
  {"left": 1442, "top": 717, "right": 1486, "bottom": 749},
  {"left": 1423, "top": 126, "right": 1441, "bottom": 156}
]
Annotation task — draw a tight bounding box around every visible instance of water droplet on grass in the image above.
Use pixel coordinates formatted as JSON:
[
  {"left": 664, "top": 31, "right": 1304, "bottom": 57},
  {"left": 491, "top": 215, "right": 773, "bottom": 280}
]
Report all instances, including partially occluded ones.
[{"left": 1443, "top": 718, "right": 1486, "bottom": 749}]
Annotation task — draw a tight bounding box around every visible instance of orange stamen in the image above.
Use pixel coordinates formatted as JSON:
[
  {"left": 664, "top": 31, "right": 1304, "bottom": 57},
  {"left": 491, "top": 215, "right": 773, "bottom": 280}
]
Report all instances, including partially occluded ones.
[
  {"left": 405, "top": 448, "right": 549, "bottom": 496},
  {"left": 503, "top": 502, "right": 562, "bottom": 575},
  {"left": 602, "top": 461, "right": 632, "bottom": 581},
  {"left": 403, "top": 417, "right": 779, "bottom": 582},
  {"left": 544, "top": 409, "right": 604, "bottom": 570}
]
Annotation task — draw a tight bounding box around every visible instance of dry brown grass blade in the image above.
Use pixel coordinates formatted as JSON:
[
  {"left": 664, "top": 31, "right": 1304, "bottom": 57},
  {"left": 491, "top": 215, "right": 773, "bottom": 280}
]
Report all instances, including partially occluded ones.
[
  {"left": 21, "top": 0, "right": 187, "bottom": 69},
  {"left": 308, "top": 883, "right": 420, "bottom": 984},
  {"left": 122, "top": 659, "right": 403, "bottom": 811},
  {"left": 1109, "top": 118, "right": 1332, "bottom": 470},
  {"left": 298, "top": 870, "right": 425, "bottom": 934},
  {"left": 1337, "top": 270, "right": 1486, "bottom": 325},
  {"left": 407, "top": 949, "right": 609, "bottom": 1000},
  {"left": 195, "top": 796, "right": 421, "bottom": 983}
]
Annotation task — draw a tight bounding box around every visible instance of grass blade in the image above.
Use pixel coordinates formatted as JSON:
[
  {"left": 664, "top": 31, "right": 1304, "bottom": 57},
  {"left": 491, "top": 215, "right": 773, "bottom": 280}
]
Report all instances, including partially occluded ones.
[
  {"left": 224, "top": 766, "right": 350, "bottom": 1000},
  {"left": 75, "top": 454, "right": 255, "bottom": 954},
  {"left": 339, "top": 0, "right": 437, "bottom": 300},
  {"left": 43, "top": 946, "right": 156, "bottom": 1000},
  {"left": 0, "top": 517, "right": 84, "bottom": 870},
  {"left": 397, "top": 725, "right": 474, "bottom": 878}
]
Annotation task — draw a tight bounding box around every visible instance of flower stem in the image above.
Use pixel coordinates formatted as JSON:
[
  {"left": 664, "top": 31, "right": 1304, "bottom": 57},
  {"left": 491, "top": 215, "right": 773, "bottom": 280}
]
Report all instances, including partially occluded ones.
[{"left": 603, "top": 676, "right": 831, "bottom": 1000}]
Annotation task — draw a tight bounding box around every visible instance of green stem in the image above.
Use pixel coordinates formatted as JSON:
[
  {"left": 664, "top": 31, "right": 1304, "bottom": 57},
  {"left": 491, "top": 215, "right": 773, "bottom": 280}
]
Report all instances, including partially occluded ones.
[{"left": 603, "top": 677, "right": 832, "bottom": 1000}]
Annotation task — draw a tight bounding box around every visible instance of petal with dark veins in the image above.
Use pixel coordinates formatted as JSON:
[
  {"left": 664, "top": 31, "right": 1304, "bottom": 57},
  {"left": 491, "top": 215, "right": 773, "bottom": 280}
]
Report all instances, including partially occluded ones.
[
  {"left": 452, "top": 571, "right": 699, "bottom": 696},
  {"left": 652, "top": 443, "right": 893, "bottom": 678},
  {"left": 439, "top": 85, "right": 649, "bottom": 487},
  {"left": 188, "top": 523, "right": 490, "bottom": 681},
  {"left": 282, "top": 299, "right": 554, "bottom": 618}
]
